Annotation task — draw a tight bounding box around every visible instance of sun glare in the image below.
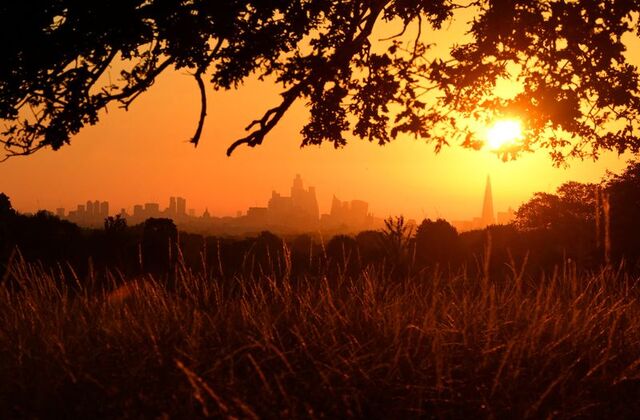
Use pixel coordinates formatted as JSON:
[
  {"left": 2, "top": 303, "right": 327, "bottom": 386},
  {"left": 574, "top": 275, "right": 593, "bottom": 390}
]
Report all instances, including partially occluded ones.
[{"left": 485, "top": 119, "right": 523, "bottom": 150}]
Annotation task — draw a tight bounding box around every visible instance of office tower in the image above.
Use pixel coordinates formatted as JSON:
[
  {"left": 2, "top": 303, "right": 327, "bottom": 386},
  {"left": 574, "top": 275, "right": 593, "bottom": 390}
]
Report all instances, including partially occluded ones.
[
  {"left": 290, "top": 174, "right": 319, "bottom": 220},
  {"left": 291, "top": 173, "right": 304, "bottom": 194},
  {"left": 247, "top": 207, "right": 268, "bottom": 226},
  {"left": 350, "top": 200, "right": 369, "bottom": 221},
  {"left": 177, "top": 197, "right": 186, "bottom": 216},
  {"left": 481, "top": 175, "right": 495, "bottom": 226},
  {"left": 145, "top": 203, "right": 160, "bottom": 216},
  {"left": 133, "top": 204, "right": 144, "bottom": 218},
  {"left": 100, "top": 201, "right": 109, "bottom": 218},
  {"left": 169, "top": 197, "right": 177, "bottom": 216},
  {"left": 86, "top": 200, "right": 94, "bottom": 218},
  {"left": 322, "top": 196, "right": 370, "bottom": 230}
]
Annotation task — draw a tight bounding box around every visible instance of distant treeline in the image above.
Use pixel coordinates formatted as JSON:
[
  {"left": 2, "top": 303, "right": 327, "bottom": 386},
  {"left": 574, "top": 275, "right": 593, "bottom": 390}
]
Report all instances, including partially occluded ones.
[{"left": 2, "top": 161, "right": 640, "bottom": 283}]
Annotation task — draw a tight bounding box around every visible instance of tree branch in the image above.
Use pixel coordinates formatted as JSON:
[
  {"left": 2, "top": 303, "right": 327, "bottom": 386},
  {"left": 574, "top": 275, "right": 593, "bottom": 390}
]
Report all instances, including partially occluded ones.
[
  {"left": 227, "top": 1, "right": 388, "bottom": 156},
  {"left": 226, "top": 84, "right": 303, "bottom": 156},
  {"left": 100, "top": 57, "right": 174, "bottom": 104},
  {"left": 190, "top": 71, "right": 207, "bottom": 147},
  {"left": 189, "top": 38, "right": 224, "bottom": 147}
]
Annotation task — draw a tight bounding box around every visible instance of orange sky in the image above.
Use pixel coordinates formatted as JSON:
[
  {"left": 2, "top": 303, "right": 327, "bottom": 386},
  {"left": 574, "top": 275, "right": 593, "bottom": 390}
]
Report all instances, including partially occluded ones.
[{"left": 0, "top": 11, "right": 635, "bottom": 222}]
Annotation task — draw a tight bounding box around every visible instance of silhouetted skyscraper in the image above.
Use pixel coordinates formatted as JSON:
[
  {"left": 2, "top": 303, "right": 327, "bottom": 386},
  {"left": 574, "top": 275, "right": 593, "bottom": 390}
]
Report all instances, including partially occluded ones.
[
  {"left": 292, "top": 174, "right": 304, "bottom": 193},
  {"left": 145, "top": 203, "right": 160, "bottom": 215},
  {"left": 267, "top": 175, "right": 319, "bottom": 230},
  {"left": 177, "top": 197, "right": 186, "bottom": 216},
  {"left": 481, "top": 175, "right": 495, "bottom": 226},
  {"left": 169, "top": 197, "right": 177, "bottom": 216},
  {"left": 100, "top": 201, "right": 109, "bottom": 218},
  {"left": 322, "top": 196, "right": 372, "bottom": 230},
  {"left": 290, "top": 174, "right": 319, "bottom": 222}
]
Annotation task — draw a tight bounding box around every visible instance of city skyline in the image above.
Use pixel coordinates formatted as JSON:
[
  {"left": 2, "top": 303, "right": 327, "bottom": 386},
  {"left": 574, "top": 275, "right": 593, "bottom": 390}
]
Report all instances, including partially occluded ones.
[
  {"left": 46, "top": 173, "right": 516, "bottom": 234},
  {"left": 5, "top": 140, "right": 622, "bottom": 224},
  {"left": 50, "top": 175, "right": 382, "bottom": 234}
]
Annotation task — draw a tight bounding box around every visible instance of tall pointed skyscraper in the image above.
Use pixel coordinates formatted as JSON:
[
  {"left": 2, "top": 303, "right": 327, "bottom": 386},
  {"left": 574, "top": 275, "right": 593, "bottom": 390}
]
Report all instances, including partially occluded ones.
[{"left": 481, "top": 175, "right": 495, "bottom": 227}]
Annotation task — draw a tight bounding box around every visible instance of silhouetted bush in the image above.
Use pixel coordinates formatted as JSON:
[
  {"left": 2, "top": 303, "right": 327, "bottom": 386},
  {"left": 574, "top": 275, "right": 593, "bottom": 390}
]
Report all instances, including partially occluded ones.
[
  {"left": 326, "top": 234, "right": 359, "bottom": 276},
  {"left": 355, "top": 230, "right": 385, "bottom": 266},
  {"left": 414, "top": 218, "right": 460, "bottom": 270}
]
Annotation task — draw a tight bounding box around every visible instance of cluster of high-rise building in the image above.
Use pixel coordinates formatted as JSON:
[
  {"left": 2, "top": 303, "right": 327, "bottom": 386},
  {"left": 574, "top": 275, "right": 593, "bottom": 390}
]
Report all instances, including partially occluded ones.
[
  {"left": 321, "top": 197, "right": 373, "bottom": 231},
  {"left": 235, "top": 174, "right": 378, "bottom": 234},
  {"left": 58, "top": 200, "right": 109, "bottom": 227},
  {"left": 58, "top": 196, "right": 192, "bottom": 227},
  {"left": 127, "top": 196, "right": 189, "bottom": 224},
  {"left": 54, "top": 176, "right": 379, "bottom": 235},
  {"left": 53, "top": 174, "right": 514, "bottom": 235},
  {"left": 240, "top": 174, "right": 320, "bottom": 230}
]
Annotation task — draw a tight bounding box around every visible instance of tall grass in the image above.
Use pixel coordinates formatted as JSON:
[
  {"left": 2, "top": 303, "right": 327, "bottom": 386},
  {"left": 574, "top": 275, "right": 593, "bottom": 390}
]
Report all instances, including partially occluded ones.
[{"left": 1, "top": 251, "right": 639, "bottom": 418}]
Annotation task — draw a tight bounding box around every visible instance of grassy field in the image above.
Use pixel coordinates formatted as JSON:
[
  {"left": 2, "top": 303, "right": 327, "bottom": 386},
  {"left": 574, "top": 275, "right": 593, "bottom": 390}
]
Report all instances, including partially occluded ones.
[{"left": 1, "top": 252, "right": 639, "bottom": 418}]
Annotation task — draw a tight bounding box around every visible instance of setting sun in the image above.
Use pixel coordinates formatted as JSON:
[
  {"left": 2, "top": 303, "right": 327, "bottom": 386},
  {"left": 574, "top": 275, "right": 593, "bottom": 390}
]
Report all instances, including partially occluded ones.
[{"left": 485, "top": 119, "right": 524, "bottom": 150}]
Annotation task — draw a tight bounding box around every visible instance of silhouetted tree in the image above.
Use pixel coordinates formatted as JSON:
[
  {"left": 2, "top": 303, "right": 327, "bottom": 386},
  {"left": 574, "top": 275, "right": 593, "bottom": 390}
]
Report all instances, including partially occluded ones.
[
  {"left": 0, "top": 193, "right": 15, "bottom": 239},
  {"left": 2, "top": 2, "right": 639, "bottom": 163},
  {"left": 516, "top": 182, "right": 596, "bottom": 230},
  {"left": 3, "top": 210, "right": 84, "bottom": 272},
  {"left": 381, "top": 216, "right": 414, "bottom": 273},
  {"left": 104, "top": 214, "right": 127, "bottom": 233},
  {"left": 414, "top": 218, "right": 460, "bottom": 269},
  {"left": 605, "top": 160, "right": 640, "bottom": 267},
  {"left": 515, "top": 192, "right": 561, "bottom": 231},
  {"left": 100, "top": 214, "right": 131, "bottom": 272},
  {"left": 0, "top": 193, "right": 14, "bottom": 218},
  {"left": 0, "top": 193, "right": 16, "bottom": 274},
  {"left": 514, "top": 181, "right": 598, "bottom": 266}
]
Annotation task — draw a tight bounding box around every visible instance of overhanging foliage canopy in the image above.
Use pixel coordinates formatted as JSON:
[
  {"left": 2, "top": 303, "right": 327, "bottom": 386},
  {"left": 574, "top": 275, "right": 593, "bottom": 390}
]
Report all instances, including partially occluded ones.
[{"left": 2, "top": 0, "right": 639, "bottom": 163}]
